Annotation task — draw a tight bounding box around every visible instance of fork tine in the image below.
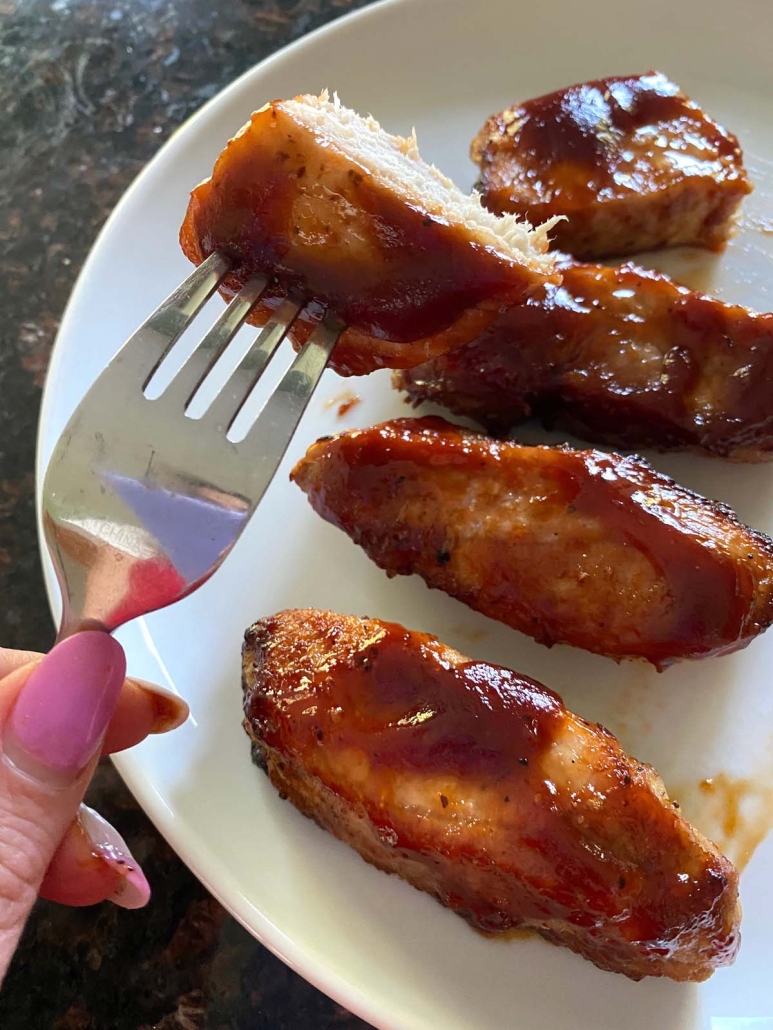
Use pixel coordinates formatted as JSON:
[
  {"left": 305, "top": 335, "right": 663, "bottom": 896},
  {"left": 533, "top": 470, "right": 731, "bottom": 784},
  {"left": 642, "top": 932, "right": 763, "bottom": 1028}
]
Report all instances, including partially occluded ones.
[
  {"left": 117, "top": 251, "right": 231, "bottom": 386},
  {"left": 156, "top": 274, "right": 267, "bottom": 412},
  {"left": 236, "top": 313, "right": 343, "bottom": 498},
  {"left": 199, "top": 294, "right": 304, "bottom": 432}
]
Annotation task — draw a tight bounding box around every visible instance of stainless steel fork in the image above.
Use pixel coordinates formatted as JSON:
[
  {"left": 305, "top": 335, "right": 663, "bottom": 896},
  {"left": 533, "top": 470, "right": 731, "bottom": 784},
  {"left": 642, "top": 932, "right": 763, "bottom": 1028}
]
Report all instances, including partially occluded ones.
[{"left": 42, "top": 252, "right": 343, "bottom": 641}]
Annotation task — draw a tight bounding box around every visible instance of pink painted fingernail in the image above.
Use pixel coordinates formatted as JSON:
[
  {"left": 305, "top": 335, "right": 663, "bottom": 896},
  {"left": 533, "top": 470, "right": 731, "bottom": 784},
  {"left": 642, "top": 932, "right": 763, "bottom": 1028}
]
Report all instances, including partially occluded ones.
[
  {"left": 78, "top": 804, "right": 151, "bottom": 910},
  {"left": 4, "top": 632, "right": 126, "bottom": 786}
]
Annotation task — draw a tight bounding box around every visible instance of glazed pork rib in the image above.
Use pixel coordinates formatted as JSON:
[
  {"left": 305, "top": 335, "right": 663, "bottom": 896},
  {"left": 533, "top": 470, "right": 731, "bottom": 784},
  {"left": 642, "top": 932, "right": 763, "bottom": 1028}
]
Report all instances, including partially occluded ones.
[
  {"left": 180, "top": 92, "right": 557, "bottom": 376},
  {"left": 396, "top": 258, "right": 773, "bottom": 461},
  {"left": 242, "top": 609, "right": 741, "bottom": 982},
  {"left": 472, "top": 72, "right": 751, "bottom": 259},
  {"left": 292, "top": 417, "right": 773, "bottom": 667}
]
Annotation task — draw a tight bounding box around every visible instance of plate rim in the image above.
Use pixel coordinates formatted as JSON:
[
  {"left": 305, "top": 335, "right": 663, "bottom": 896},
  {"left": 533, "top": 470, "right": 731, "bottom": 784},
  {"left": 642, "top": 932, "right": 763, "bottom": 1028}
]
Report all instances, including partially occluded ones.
[{"left": 33, "top": 2, "right": 773, "bottom": 1026}]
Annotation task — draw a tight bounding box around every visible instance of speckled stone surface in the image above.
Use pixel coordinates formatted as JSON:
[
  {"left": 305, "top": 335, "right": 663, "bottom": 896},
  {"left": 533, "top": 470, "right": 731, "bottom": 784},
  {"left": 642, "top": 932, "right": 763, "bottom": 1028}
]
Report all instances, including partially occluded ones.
[{"left": 0, "top": 0, "right": 374, "bottom": 1025}]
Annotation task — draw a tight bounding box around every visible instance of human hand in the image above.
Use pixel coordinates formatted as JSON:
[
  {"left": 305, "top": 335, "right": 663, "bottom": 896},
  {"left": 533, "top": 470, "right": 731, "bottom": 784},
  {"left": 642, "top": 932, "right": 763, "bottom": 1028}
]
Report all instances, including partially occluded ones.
[{"left": 0, "top": 633, "right": 188, "bottom": 982}]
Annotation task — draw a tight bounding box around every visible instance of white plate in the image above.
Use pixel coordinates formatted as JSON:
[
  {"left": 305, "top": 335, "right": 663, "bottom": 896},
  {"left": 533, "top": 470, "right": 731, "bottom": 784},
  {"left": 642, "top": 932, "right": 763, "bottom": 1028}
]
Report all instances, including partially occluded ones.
[{"left": 36, "top": 1, "right": 773, "bottom": 1026}]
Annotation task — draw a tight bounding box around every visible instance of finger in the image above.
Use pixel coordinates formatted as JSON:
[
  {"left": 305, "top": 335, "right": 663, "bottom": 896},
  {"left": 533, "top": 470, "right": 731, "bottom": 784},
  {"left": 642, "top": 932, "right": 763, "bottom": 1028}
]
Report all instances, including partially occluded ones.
[
  {"left": 0, "top": 650, "right": 188, "bottom": 757},
  {"left": 0, "top": 633, "right": 125, "bottom": 980},
  {"left": 0, "top": 649, "right": 41, "bottom": 679},
  {"left": 38, "top": 804, "right": 149, "bottom": 909},
  {"left": 101, "top": 679, "right": 188, "bottom": 755}
]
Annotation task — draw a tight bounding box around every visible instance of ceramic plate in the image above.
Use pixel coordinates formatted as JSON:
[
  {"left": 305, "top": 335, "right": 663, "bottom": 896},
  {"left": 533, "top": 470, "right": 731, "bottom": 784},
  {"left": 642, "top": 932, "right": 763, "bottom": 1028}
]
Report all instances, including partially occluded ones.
[{"left": 36, "top": 0, "right": 773, "bottom": 1026}]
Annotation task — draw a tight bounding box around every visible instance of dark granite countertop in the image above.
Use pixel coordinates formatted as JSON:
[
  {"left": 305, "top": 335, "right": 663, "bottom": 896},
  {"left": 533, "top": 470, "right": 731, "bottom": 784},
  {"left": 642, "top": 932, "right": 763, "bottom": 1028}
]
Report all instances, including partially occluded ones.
[{"left": 0, "top": 0, "right": 374, "bottom": 1025}]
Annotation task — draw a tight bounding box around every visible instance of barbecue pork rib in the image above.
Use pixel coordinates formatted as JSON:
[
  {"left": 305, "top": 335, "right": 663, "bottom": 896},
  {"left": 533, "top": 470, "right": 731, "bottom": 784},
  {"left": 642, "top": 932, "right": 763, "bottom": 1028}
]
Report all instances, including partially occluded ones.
[
  {"left": 396, "top": 259, "right": 773, "bottom": 461},
  {"left": 242, "top": 608, "right": 741, "bottom": 981},
  {"left": 180, "top": 92, "right": 556, "bottom": 376},
  {"left": 472, "top": 72, "right": 751, "bottom": 259},
  {"left": 291, "top": 417, "right": 773, "bottom": 666}
]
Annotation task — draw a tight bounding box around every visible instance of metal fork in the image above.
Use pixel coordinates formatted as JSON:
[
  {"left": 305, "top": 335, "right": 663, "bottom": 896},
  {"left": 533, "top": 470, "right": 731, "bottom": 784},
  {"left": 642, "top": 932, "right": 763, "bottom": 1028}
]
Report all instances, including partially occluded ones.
[{"left": 42, "top": 251, "right": 343, "bottom": 641}]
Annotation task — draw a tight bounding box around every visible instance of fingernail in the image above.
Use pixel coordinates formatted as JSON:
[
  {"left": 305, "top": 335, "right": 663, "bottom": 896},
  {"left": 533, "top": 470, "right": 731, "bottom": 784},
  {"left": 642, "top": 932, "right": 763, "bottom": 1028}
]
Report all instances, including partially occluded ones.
[
  {"left": 78, "top": 804, "right": 150, "bottom": 910},
  {"left": 4, "top": 633, "right": 126, "bottom": 786},
  {"left": 129, "top": 679, "right": 189, "bottom": 734}
]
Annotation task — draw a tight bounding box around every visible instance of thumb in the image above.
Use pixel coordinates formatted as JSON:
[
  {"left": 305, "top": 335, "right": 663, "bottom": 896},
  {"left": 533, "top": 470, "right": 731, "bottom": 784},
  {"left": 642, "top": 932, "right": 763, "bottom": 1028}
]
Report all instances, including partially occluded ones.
[{"left": 0, "top": 633, "right": 125, "bottom": 979}]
